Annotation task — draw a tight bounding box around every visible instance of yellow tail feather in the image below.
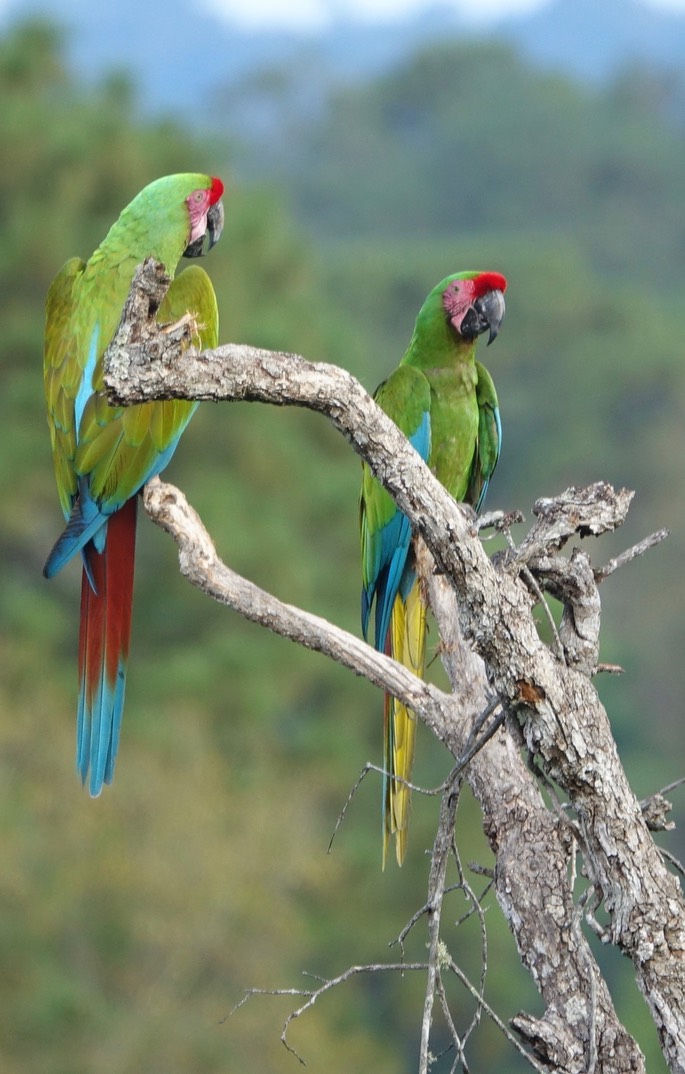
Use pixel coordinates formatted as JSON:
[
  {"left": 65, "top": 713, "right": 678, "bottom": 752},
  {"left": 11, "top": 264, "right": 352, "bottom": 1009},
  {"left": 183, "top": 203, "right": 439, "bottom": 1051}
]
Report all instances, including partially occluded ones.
[{"left": 383, "top": 580, "right": 427, "bottom": 867}]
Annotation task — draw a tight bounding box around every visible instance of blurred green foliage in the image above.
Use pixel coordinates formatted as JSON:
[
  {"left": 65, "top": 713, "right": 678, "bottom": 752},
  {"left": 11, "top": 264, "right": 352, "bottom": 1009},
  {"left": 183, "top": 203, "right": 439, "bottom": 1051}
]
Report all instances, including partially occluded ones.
[{"left": 1, "top": 18, "right": 683, "bottom": 1073}]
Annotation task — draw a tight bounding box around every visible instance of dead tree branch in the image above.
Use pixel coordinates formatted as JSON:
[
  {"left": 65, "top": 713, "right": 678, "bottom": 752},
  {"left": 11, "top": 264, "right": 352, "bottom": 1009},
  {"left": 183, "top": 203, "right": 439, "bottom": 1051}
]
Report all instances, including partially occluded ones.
[
  {"left": 420, "top": 539, "right": 644, "bottom": 1072},
  {"left": 142, "top": 477, "right": 463, "bottom": 754},
  {"left": 104, "top": 260, "right": 685, "bottom": 1073}
]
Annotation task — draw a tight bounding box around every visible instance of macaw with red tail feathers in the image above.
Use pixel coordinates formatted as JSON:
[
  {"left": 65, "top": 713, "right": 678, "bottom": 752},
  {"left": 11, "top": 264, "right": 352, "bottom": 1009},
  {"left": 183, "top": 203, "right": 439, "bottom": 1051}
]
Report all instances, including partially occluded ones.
[
  {"left": 43, "top": 173, "right": 225, "bottom": 795},
  {"left": 360, "top": 270, "right": 507, "bottom": 865}
]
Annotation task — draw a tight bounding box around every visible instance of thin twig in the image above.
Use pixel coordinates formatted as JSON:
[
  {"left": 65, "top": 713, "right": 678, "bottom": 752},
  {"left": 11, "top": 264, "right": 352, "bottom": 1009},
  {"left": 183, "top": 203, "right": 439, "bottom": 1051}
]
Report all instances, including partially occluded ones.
[
  {"left": 420, "top": 773, "right": 462, "bottom": 1074},
  {"left": 444, "top": 955, "right": 550, "bottom": 1074},
  {"left": 328, "top": 695, "right": 504, "bottom": 857},
  {"left": 327, "top": 763, "right": 446, "bottom": 855},
  {"left": 326, "top": 762, "right": 377, "bottom": 855},
  {"left": 595, "top": 529, "right": 670, "bottom": 580},
  {"left": 500, "top": 520, "right": 566, "bottom": 664},
  {"left": 228, "top": 962, "right": 428, "bottom": 1066},
  {"left": 453, "top": 879, "right": 494, "bottom": 930},
  {"left": 658, "top": 847, "right": 685, "bottom": 880},
  {"left": 657, "top": 776, "right": 685, "bottom": 797},
  {"left": 435, "top": 970, "right": 471, "bottom": 1073},
  {"left": 524, "top": 564, "right": 567, "bottom": 664},
  {"left": 447, "top": 840, "right": 490, "bottom": 1058},
  {"left": 451, "top": 707, "right": 507, "bottom": 779}
]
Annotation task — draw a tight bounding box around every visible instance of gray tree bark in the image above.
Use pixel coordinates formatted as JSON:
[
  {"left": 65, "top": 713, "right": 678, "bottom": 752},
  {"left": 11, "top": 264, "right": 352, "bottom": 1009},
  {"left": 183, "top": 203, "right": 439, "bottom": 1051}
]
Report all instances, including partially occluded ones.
[{"left": 103, "top": 260, "right": 685, "bottom": 1073}]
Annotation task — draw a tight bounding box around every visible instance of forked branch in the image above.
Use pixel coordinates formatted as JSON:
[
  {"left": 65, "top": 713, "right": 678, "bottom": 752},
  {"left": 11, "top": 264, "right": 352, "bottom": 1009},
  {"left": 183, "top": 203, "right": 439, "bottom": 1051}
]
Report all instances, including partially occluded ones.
[{"left": 104, "top": 260, "right": 684, "bottom": 1073}]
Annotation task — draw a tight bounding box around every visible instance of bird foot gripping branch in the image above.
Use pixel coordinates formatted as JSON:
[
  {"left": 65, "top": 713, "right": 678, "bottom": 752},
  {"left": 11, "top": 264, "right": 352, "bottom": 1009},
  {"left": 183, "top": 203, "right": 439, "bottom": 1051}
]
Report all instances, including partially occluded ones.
[
  {"left": 104, "top": 257, "right": 218, "bottom": 408},
  {"left": 105, "top": 260, "right": 194, "bottom": 391}
]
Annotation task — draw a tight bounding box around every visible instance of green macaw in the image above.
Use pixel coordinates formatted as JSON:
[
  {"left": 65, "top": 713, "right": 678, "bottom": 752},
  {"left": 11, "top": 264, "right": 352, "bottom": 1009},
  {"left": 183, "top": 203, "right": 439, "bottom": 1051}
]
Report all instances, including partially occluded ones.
[
  {"left": 360, "top": 270, "right": 507, "bottom": 865},
  {"left": 43, "top": 173, "right": 225, "bottom": 796}
]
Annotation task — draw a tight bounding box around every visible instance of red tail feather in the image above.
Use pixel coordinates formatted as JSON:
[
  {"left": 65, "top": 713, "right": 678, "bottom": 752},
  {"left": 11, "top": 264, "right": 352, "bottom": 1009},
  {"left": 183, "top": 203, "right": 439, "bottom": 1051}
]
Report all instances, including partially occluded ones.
[{"left": 78, "top": 497, "right": 137, "bottom": 792}]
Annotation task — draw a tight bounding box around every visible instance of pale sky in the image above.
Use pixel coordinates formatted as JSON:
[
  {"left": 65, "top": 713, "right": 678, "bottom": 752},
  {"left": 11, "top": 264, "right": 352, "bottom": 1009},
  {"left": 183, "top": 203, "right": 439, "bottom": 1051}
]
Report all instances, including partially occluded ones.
[{"left": 201, "top": 0, "right": 685, "bottom": 30}]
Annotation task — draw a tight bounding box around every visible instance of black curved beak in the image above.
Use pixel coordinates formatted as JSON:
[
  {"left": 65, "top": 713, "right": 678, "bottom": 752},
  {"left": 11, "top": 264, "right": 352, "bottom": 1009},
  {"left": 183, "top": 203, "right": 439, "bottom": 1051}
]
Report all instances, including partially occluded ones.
[
  {"left": 460, "top": 288, "right": 506, "bottom": 344},
  {"left": 206, "top": 198, "right": 224, "bottom": 250},
  {"left": 183, "top": 198, "right": 225, "bottom": 259}
]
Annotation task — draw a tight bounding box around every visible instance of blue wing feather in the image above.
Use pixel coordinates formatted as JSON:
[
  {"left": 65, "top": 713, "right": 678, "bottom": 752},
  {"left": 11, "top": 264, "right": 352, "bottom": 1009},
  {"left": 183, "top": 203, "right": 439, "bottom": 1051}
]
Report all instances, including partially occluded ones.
[{"left": 361, "top": 408, "right": 431, "bottom": 648}]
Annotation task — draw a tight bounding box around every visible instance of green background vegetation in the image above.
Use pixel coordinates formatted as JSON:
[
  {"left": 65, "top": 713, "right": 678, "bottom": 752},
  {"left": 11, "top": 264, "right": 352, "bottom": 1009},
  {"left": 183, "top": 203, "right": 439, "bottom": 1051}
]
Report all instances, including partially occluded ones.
[{"left": 1, "top": 18, "right": 683, "bottom": 1072}]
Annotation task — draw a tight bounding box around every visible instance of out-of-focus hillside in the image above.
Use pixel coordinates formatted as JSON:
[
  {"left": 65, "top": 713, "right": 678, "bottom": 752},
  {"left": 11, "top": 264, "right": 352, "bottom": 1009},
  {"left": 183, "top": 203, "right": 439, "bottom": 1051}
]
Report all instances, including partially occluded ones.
[{"left": 4, "top": 0, "right": 685, "bottom": 112}]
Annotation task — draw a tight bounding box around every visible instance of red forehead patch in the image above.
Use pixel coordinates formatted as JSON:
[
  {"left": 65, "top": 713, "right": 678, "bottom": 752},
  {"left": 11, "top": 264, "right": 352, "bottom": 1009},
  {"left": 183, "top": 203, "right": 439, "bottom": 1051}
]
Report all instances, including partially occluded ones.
[
  {"left": 471, "top": 271, "right": 507, "bottom": 297},
  {"left": 209, "top": 176, "right": 224, "bottom": 204}
]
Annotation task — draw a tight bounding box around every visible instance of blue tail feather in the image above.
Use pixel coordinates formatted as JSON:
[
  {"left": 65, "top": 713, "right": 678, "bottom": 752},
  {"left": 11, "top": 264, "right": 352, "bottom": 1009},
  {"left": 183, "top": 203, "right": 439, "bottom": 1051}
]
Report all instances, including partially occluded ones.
[
  {"left": 44, "top": 486, "right": 108, "bottom": 580},
  {"left": 77, "top": 625, "right": 128, "bottom": 798}
]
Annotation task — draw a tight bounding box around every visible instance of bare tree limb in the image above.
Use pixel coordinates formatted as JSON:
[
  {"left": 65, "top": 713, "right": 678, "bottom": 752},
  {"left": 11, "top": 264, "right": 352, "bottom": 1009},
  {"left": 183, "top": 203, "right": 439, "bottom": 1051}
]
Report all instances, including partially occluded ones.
[
  {"left": 104, "top": 260, "right": 685, "bottom": 1072},
  {"left": 420, "top": 540, "right": 645, "bottom": 1072},
  {"left": 142, "top": 477, "right": 461, "bottom": 753}
]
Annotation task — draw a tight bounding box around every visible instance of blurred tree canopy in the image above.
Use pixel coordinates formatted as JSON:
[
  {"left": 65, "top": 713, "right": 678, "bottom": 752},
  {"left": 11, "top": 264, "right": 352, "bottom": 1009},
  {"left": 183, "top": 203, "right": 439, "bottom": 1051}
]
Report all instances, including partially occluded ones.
[{"left": 1, "top": 18, "right": 683, "bottom": 1073}]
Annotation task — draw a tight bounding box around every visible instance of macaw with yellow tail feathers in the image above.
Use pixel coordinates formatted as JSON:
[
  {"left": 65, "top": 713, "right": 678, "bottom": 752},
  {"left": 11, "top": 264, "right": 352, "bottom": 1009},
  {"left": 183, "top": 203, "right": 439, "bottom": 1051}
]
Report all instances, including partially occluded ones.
[
  {"left": 360, "top": 270, "right": 507, "bottom": 865},
  {"left": 43, "top": 173, "right": 225, "bottom": 796}
]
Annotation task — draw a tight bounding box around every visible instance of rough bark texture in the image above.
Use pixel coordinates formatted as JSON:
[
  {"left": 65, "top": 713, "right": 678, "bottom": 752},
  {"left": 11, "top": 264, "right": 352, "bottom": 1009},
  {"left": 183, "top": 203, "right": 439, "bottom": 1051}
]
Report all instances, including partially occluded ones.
[
  {"left": 104, "top": 260, "right": 685, "bottom": 1072},
  {"left": 421, "top": 540, "right": 645, "bottom": 1072}
]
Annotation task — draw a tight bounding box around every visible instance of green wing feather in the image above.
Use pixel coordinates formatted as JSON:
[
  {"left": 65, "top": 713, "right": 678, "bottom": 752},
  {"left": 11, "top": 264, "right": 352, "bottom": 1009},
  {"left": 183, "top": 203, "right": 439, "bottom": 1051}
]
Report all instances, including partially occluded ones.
[
  {"left": 74, "top": 265, "right": 218, "bottom": 510},
  {"left": 466, "top": 360, "right": 501, "bottom": 511},
  {"left": 160, "top": 263, "right": 219, "bottom": 346},
  {"left": 44, "top": 257, "right": 86, "bottom": 517}
]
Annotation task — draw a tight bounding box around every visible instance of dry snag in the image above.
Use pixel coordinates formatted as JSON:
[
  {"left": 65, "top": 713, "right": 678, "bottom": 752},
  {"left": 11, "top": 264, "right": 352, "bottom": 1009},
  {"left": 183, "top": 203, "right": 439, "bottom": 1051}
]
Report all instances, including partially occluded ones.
[{"left": 104, "top": 261, "right": 684, "bottom": 1074}]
